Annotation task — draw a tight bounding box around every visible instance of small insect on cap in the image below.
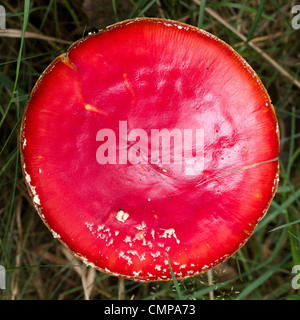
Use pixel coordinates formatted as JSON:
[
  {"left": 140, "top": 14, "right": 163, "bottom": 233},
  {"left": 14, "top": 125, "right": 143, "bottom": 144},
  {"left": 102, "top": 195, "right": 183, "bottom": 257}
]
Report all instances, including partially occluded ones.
[{"left": 21, "top": 18, "right": 279, "bottom": 282}]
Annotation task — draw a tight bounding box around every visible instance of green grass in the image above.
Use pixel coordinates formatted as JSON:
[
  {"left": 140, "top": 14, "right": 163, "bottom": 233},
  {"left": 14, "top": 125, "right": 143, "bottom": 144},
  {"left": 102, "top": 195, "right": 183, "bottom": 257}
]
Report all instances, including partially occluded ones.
[
  {"left": 166, "top": 253, "right": 183, "bottom": 300},
  {"left": 0, "top": 0, "right": 300, "bottom": 300}
]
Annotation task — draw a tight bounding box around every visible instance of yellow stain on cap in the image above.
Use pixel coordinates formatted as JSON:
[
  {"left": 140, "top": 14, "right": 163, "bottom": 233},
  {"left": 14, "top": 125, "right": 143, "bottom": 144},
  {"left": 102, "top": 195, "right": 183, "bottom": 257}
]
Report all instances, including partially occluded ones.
[
  {"left": 85, "top": 104, "right": 107, "bottom": 116},
  {"left": 60, "top": 54, "right": 77, "bottom": 71},
  {"left": 123, "top": 73, "right": 136, "bottom": 103}
]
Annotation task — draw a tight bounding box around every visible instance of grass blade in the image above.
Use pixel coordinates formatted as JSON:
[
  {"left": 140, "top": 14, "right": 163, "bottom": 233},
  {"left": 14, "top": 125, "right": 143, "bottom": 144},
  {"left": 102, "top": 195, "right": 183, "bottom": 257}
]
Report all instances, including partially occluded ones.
[
  {"left": 166, "top": 254, "right": 183, "bottom": 300},
  {"left": 0, "top": 0, "right": 30, "bottom": 129},
  {"left": 246, "top": 0, "right": 267, "bottom": 42},
  {"left": 197, "top": 0, "right": 206, "bottom": 29},
  {"left": 237, "top": 254, "right": 290, "bottom": 300},
  {"left": 270, "top": 219, "right": 300, "bottom": 232}
]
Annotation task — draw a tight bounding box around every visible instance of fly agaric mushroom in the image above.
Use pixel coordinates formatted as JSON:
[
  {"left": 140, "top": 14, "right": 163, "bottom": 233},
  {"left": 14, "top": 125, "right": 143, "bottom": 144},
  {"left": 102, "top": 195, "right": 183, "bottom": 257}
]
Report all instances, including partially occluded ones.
[{"left": 20, "top": 18, "right": 279, "bottom": 282}]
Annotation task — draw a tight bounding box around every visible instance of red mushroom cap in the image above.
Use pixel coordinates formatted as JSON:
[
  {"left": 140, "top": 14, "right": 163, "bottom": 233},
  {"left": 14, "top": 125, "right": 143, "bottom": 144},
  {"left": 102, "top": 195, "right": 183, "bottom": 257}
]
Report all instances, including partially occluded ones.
[{"left": 20, "top": 18, "right": 279, "bottom": 282}]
